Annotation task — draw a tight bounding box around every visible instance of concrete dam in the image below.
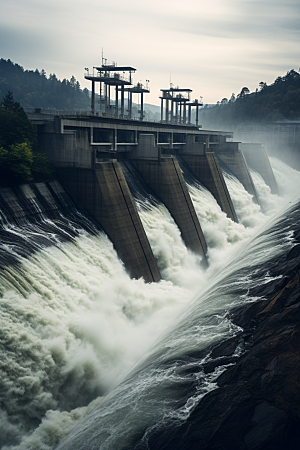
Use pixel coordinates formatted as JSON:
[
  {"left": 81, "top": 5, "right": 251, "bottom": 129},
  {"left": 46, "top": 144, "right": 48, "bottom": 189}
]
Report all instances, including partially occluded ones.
[
  {"left": 26, "top": 108, "right": 278, "bottom": 283},
  {"left": 2, "top": 61, "right": 300, "bottom": 450}
]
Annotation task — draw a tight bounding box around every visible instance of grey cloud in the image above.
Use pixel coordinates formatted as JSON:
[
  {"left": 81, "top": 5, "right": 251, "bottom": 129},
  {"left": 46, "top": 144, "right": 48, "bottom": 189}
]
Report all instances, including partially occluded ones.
[
  {"left": 164, "top": 6, "right": 300, "bottom": 41},
  {"left": 0, "top": 24, "right": 66, "bottom": 77},
  {"left": 1, "top": 0, "right": 299, "bottom": 104}
]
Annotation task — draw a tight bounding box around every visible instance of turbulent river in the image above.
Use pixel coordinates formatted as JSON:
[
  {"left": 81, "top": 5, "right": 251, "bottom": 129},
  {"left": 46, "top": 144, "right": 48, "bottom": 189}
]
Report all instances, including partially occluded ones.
[{"left": 0, "top": 157, "right": 299, "bottom": 450}]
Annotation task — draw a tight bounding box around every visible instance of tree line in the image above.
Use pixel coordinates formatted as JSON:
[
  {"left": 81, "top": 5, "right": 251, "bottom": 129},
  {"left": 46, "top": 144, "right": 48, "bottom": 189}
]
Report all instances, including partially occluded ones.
[
  {"left": 199, "top": 69, "right": 300, "bottom": 129},
  {"left": 0, "top": 59, "right": 90, "bottom": 110},
  {"left": 0, "top": 92, "right": 53, "bottom": 186}
]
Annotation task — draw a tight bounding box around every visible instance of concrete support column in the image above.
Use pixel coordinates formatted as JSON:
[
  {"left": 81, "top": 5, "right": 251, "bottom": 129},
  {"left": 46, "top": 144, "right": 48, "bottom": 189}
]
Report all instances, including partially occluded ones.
[
  {"left": 114, "top": 128, "right": 117, "bottom": 151},
  {"left": 161, "top": 98, "right": 164, "bottom": 122},
  {"left": 115, "top": 85, "right": 119, "bottom": 118},
  {"left": 90, "top": 126, "right": 94, "bottom": 145},
  {"left": 179, "top": 102, "right": 182, "bottom": 123},
  {"left": 140, "top": 92, "right": 144, "bottom": 121},
  {"left": 121, "top": 85, "right": 125, "bottom": 117},
  {"left": 56, "top": 164, "right": 161, "bottom": 282},
  {"left": 188, "top": 105, "right": 191, "bottom": 125},
  {"left": 130, "top": 158, "right": 208, "bottom": 263},
  {"left": 181, "top": 153, "right": 238, "bottom": 222},
  {"left": 171, "top": 100, "right": 174, "bottom": 123},
  {"left": 215, "top": 148, "right": 259, "bottom": 203},
  {"left": 166, "top": 99, "right": 169, "bottom": 122},
  {"left": 183, "top": 103, "right": 187, "bottom": 124},
  {"left": 170, "top": 132, "right": 173, "bottom": 149},
  {"left": 206, "top": 135, "right": 210, "bottom": 151},
  {"left": 99, "top": 82, "right": 102, "bottom": 113},
  {"left": 239, "top": 143, "right": 278, "bottom": 195},
  {"left": 91, "top": 81, "right": 95, "bottom": 113},
  {"left": 129, "top": 92, "right": 133, "bottom": 119},
  {"left": 196, "top": 105, "right": 199, "bottom": 126},
  {"left": 175, "top": 102, "right": 178, "bottom": 123}
]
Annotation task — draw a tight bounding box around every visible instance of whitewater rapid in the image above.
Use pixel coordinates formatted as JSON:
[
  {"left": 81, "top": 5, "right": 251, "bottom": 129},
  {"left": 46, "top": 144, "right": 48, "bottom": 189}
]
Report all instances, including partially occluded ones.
[
  {"left": 0, "top": 158, "right": 299, "bottom": 449},
  {"left": 54, "top": 157, "right": 300, "bottom": 450}
]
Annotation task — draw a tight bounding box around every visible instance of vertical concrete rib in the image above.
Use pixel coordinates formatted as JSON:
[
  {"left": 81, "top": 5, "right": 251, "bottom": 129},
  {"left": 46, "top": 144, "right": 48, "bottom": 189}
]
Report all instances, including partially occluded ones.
[
  {"left": 56, "top": 164, "right": 161, "bottom": 283},
  {"left": 240, "top": 143, "right": 278, "bottom": 194},
  {"left": 181, "top": 153, "right": 238, "bottom": 222},
  {"left": 131, "top": 157, "right": 208, "bottom": 264},
  {"left": 215, "top": 149, "right": 259, "bottom": 203},
  {"left": 111, "top": 162, "right": 159, "bottom": 282}
]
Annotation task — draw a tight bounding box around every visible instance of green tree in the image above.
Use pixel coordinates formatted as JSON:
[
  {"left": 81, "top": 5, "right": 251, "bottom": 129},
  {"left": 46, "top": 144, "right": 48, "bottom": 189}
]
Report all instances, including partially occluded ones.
[
  {"left": 259, "top": 81, "right": 267, "bottom": 91},
  {"left": 0, "top": 92, "right": 54, "bottom": 186},
  {"left": 0, "top": 143, "right": 33, "bottom": 185},
  {"left": 237, "top": 87, "right": 250, "bottom": 98},
  {"left": 0, "top": 91, "right": 35, "bottom": 148}
]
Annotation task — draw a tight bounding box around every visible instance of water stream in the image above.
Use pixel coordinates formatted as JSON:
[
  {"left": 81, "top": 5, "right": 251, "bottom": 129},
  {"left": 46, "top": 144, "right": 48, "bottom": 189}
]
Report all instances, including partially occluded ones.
[{"left": 0, "top": 158, "right": 298, "bottom": 449}]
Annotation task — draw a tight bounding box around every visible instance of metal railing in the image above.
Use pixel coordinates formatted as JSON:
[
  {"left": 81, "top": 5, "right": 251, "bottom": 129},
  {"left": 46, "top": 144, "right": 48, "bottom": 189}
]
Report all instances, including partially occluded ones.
[
  {"left": 85, "top": 71, "right": 131, "bottom": 84},
  {"left": 24, "top": 107, "right": 201, "bottom": 127}
]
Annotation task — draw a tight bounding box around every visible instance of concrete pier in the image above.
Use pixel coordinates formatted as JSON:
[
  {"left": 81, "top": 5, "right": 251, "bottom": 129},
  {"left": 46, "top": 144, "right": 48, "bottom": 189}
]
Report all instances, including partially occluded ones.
[
  {"left": 239, "top": 143, "right": 278, "bottom": 194},
  {"left": 56, "top": 162, "right": 162, "bottom": 282},
  {"left": 180, "top": 152, "right": 238, "bottom": 222},
  {"left": 213, "top": 143, "right": 259, "bottom": 203},
  {"left": 130, "top": 156, "right": 208, "bottom": 263},
  {"left": 235, "top": 121, "right": 300, "bottom": 170}
]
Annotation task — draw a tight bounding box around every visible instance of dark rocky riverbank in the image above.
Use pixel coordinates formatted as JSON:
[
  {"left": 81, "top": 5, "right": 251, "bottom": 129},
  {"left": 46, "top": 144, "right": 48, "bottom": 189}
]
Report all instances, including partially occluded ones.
[{"left": 143, "top": 229, "right": 300, "bottom": 450}]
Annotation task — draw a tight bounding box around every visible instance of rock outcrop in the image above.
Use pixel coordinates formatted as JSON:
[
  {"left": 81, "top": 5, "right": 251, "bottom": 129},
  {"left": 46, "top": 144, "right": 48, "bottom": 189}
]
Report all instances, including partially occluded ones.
[{"left": 146, "top": 233, "right": 300, "bottom": 450}]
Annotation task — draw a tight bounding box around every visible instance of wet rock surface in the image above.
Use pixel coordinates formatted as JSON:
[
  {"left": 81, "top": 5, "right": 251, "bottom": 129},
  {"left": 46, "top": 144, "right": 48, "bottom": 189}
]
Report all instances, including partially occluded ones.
[{"left": 143, "top": 233, "right": 300, "bottom": 449}]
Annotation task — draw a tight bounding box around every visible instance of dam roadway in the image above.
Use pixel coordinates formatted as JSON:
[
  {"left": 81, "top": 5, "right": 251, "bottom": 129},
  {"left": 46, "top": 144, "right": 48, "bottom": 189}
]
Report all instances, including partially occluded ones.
[{"left": 28, "top": 110, "right": 278, "bottom": 282}]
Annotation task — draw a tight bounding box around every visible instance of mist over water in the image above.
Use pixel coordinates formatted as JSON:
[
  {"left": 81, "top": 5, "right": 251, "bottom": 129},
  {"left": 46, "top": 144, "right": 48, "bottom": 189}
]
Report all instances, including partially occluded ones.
[{"left": 0, "top": 158, "right": 299, "bottom": 449}]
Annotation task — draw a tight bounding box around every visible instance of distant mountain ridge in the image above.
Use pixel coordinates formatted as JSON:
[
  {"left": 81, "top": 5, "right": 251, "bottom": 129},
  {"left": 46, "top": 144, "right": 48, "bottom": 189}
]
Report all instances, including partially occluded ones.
[
  {"left": 199, "top": 69, "right": 300, "bottom": 130},
  {"left": 0, "top": 59, "right": 90, "bottom": 110}
]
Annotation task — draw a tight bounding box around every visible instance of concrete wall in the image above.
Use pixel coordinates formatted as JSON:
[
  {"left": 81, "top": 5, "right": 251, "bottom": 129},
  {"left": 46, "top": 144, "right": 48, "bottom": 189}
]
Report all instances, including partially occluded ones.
[
  {"left": 235, "top": 122, "right": 300, "bottom": 169},
  {"left": 185, "top": 135, "right": 206, "bottom": 155},
  {"left": 239, "top": 143, "right": 278, "bottom": 194},
  {"left": 214, "top": 147, "right": 259, "bottom": 203},
  {"left": 56, "top": 162, "right": 161, "bottom": 283},
  {"left": 181, "top": 153, "right": 238, "bottom": 222},
  {"left": 130, "top": 157, "right": 208, "bottom": 263},
  {"left": 38, "top": 130, "right": 94, "bottom": 169},
  {"left": 129, "top": 134, "right": 159, "bottom": 160}
]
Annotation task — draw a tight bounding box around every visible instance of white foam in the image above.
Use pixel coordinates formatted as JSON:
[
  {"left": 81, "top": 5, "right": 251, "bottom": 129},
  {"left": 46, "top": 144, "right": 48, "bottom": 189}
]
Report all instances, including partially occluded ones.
[{"left": 2, "top": 158, "right": 300, "bottom": 449}]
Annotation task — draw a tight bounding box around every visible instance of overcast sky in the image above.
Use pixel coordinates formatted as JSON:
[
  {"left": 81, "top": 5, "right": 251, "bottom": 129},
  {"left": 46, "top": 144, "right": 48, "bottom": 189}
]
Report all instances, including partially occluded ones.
[{"left": 1, "top": 0, "right": 299, "bottom": 105}]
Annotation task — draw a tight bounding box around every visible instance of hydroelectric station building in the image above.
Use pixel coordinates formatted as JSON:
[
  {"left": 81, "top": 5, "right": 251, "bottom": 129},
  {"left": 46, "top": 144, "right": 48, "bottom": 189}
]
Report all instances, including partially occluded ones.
[{"left": 26, "top": 60, "right": 278, "bottom": 283}]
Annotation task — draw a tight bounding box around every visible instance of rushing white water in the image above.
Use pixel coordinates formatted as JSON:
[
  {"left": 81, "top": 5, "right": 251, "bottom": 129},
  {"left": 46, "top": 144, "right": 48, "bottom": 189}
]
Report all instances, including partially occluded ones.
[
  {"left": 270, "top": 156, "right": 300, "bottom": 198},
  {"left": 138, "top": 205, "right": 204, "bottom": 291},
  {"left": 1, "top": 158, "right": 299, "bottom": 450},
  {"left": 54, "top": 161, "right": 300, "bottom": 450}
]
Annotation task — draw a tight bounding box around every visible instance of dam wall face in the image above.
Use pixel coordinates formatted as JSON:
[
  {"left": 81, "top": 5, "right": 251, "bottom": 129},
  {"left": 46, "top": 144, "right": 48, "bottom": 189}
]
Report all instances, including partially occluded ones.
[
  {"left": 27, "top": 112, "right": 280, "bottom": 280},
  {"left": 180, "top": 152, "right": 238, "bottom": 222},
  {"left": 213, "top": 144, "right": 259, "bottom": 203},
  {"left": 38, "top": 128, "right": 94, "bottom": 169},
  {"left": 239, "top": 143, "right": 278, "bottom": 194},
  {"left": 235, "top": 122, "right": 300, "bottom": 170},
  {"left": 130, "top": 157, "right": 208, "bottom": 262},
  {"left": 56, "top": 163, "right": 161, "bottom": 283}
]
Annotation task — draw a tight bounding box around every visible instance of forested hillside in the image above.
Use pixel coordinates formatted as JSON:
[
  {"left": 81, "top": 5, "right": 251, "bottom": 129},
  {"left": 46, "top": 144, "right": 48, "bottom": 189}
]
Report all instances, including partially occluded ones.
[
  {"left": 0, "top": 59, "right": 90, "bottom": 110},
  {"left": 199, "top": 69, "right": 300, "bottom": 129}
]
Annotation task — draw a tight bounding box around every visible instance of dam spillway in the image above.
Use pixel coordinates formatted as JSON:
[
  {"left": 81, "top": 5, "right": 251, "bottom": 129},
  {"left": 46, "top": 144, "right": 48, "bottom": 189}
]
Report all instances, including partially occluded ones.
[
  {"left": 27, "top": 110, "right": 279, "bottom": 281},
  {"left": 1, "top": 156, "right": 299, "bottom": 449}
]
